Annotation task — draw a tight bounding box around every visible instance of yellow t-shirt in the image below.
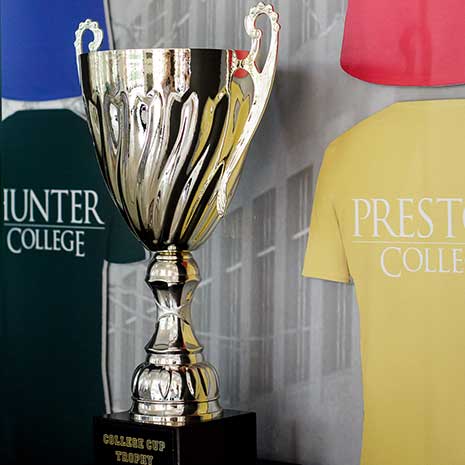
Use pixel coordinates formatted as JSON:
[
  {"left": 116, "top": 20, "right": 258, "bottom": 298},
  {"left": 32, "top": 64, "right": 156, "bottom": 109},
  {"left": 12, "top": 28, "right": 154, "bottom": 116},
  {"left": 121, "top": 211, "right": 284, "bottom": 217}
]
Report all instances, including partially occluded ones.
[{"left": 303, "top": 100, "right": 465, "bottom": 465}]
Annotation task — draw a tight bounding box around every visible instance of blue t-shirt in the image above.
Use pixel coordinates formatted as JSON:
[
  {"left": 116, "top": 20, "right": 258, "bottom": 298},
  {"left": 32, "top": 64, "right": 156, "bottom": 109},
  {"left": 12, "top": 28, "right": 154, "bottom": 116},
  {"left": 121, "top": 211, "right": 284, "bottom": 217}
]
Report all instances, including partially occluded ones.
[{"left": 2, "top": 0, "right": 111, "bottom": 101}]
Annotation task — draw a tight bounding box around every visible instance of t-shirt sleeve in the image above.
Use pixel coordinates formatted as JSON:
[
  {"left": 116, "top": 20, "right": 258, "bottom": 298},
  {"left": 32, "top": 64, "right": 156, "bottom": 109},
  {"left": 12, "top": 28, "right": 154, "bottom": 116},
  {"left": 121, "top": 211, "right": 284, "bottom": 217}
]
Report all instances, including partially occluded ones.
[
  {"left": 302, "top": 143, "right": 350, "bottom": 283},
  {"left": 105, "top": 206, "right": 146, "bottom": 264}
]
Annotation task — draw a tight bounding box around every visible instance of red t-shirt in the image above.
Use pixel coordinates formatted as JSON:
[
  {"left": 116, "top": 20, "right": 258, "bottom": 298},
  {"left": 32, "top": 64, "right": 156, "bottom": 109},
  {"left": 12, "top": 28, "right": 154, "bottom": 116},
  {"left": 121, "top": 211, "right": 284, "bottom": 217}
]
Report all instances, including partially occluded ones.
[{"left": 341, "top": 0, "right": 465, "bottom": 86}]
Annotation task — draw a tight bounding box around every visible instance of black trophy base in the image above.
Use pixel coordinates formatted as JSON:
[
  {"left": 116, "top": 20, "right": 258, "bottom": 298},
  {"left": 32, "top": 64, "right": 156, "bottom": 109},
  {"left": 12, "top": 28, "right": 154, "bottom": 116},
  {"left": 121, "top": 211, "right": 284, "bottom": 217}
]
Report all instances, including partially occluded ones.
[{"left": 94, "top": 409, "right": 256, "bottom": 465}]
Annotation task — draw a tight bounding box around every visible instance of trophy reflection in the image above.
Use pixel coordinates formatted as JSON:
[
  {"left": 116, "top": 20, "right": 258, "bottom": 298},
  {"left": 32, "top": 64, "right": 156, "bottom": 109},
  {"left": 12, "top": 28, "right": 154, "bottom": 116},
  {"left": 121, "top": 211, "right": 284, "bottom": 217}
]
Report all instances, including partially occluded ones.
[{"left": 75, "top": 2, "right": 280, "bottom": 426}]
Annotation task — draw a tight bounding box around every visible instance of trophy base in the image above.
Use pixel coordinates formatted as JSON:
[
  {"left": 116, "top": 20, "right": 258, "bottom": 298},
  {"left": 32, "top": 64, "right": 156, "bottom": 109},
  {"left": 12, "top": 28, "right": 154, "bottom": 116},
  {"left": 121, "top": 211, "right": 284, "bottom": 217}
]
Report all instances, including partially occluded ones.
[{"left": 94, "top": 409, "right": 256, "bottom": 465}]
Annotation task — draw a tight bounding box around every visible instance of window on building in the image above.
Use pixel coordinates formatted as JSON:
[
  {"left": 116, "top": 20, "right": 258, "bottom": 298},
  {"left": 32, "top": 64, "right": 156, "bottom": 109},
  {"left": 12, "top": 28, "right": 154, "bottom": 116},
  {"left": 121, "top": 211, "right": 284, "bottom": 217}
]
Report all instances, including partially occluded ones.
[
  {"left": 107, "top": 262, "right": 154, "bottom": 412},
  {"left": 322, "top": 282, "right": 353, "bottom": 375},
  {"left": 114, "top": 12, "right": 143, "bottom": 48},
  {"left": 108, "top": 268, "right": 137, "bottom": 411},
  {"left": 290, "top": 0, "right": 318, "bottom": 51},
  {"left": 290, "top": 0, "right": 347, "bottom": 52},
  {"left": 172, "top": 0, "right": 190, "bottom": 45},
  {"left": 220, "top": 208, "right": 243, "bottom": 404},
  {"left": 250, "top": 190, "right": 276, "bottom": 397},
  {"left": 148, "top": 0, "right": 166, "bottom": 47},
  {"left": 228, "top": 0, "right": 246, "bottom": 49},
  {"left": 192, "top": 240, "right": 213, "bottom": 360},
  {"left": 326, "top": 0, "right": 347, "bottom": 31},
  {"left": 199, "top": 0, "right": 216, "bottom": 45},
  {"left": 285, "top": 167, "right": 313, "bottom": 385},
  {"left": 303, "top": 0, "right": 318, "bottom": 43}
]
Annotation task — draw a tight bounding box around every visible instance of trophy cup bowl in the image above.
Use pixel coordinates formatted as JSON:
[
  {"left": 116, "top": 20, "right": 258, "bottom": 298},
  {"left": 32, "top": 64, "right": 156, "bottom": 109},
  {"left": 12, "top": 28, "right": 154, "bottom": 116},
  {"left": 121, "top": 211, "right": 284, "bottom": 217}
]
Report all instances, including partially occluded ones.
[{"left": 75, "top": 3, "right": 280, "bottom": 425}]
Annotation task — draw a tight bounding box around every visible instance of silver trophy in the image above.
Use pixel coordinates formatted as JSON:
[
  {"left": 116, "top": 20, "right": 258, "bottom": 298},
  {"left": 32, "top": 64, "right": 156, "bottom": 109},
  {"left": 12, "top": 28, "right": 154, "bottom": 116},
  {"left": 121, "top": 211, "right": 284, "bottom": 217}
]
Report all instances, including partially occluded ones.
[{"left": 75, "top": 3, "right": 280, "bottom": 425}]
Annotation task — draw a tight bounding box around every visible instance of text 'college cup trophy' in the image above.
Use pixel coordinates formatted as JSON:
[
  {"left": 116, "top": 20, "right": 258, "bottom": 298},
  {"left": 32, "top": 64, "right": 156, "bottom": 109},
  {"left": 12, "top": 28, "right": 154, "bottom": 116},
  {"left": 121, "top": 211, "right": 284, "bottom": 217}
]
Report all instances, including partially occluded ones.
[{"left": 75, "top": 4, "right": 280, "bottom": 463}]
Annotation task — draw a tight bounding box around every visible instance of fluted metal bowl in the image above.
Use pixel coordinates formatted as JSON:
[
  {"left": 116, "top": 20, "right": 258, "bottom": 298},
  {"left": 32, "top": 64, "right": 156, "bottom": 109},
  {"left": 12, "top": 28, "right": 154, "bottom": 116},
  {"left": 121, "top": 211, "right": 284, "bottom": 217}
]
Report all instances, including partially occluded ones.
[{"left": 75, "top": 3, "right": 279, "bottom": 252}]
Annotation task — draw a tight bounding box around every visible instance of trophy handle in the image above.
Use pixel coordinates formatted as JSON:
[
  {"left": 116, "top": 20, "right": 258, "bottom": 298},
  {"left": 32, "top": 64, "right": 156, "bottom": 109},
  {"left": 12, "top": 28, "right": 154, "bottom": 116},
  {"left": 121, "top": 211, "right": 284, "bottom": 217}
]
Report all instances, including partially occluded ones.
[
  {"left": 217, "top": 2, "right": 280, "bottom": 216},
  {"left": 74, "top": 19, "right": 104, "bottom": 80},
  {"left": 74, "top": 19, "right": 104, "bottom": 56}
]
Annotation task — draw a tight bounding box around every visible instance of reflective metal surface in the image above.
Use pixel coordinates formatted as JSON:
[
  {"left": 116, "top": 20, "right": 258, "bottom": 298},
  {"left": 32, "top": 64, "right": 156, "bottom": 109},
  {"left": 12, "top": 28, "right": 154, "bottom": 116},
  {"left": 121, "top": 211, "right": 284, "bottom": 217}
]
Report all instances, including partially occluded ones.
[{"left": 75, "top": 2, "right": 280, "bottom": 424}]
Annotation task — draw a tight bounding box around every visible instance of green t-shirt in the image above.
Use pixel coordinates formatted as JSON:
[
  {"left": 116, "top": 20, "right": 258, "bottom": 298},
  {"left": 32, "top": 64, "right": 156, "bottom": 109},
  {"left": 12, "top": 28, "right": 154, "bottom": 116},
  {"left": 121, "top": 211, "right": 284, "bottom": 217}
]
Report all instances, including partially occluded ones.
[{"left": 0, "top": 110, "right": 145, "bottom": 465}]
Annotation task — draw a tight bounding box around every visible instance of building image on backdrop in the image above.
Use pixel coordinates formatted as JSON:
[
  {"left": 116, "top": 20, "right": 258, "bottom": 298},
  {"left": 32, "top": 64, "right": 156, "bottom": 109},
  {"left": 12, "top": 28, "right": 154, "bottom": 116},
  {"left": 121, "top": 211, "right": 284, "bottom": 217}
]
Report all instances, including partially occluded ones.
[
  {"left": 5, "top": 1, "right": 462, "bottom": 464},
  {"left": 105, "top": 1, "right": 358, "bottom": 464}
]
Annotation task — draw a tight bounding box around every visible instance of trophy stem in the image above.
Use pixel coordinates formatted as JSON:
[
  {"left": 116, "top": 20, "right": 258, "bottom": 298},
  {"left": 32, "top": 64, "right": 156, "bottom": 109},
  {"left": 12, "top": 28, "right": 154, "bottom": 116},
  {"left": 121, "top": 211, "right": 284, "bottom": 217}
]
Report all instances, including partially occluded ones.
[{"left": 130, "top": 248, "right": 222, "bottom": 425}]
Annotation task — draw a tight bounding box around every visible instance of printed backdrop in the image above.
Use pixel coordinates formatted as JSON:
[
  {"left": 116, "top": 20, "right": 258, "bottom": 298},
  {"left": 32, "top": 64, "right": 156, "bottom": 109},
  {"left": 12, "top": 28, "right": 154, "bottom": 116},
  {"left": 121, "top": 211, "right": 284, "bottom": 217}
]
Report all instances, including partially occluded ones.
[{"left": 3, "top": 1, "right": 465, "bottom": 465}]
